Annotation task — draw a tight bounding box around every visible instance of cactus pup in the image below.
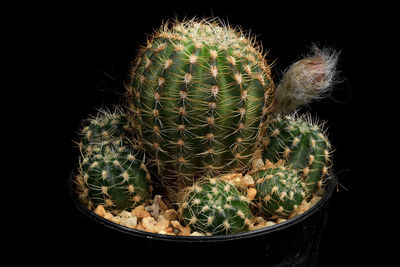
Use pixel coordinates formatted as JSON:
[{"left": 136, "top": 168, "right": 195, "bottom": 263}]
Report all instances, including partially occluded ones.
[
  {"left": 75, "top": 108, "right": 152, "bottom": 213},
  {"left": 179, "top": 177, "right": 252, "bottom": 235},
  {"left": 253, "top": 165, "right": 307, "bottom": 219},
  {"left": 262, "top": 114, "right": 331, "bottom": 195}
]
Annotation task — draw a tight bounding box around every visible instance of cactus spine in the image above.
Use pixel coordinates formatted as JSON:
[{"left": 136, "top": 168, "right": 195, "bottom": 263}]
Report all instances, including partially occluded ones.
[
  {"left": 262, "top": 114, "right": 331, "bottom": 194},
  {"left": 253, "top": 166, "right": 307, "bottom": 219},
  {"left": 126, "top": 19, "right": 274, "bottom": 200},
  {"left": 179, "top": 177, "right": 252, "bottom": 235}
]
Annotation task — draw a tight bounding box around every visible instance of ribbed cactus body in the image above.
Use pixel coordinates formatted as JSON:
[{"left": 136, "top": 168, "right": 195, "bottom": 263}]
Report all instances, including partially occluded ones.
[
  {"left": 78, "top": 142, "right": 151, "bottom": 213},
  {"left": 262, "top": 114, "right": 330, "bottom": 194},
  {"left": 253, "top": 166, "right": 306, "bottom": 219},
  {"left": 126, "top": 20, "right": 274, "bottom": 198},
  {"left": 179, "top": 178, "right": 252, "bottom": 235}
]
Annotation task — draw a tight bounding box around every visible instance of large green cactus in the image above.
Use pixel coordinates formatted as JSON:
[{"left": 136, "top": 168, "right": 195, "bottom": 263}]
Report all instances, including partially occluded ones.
[
  {"left": 179, "top": 177, "right": 252, "bottom": 235},
  {"left": 262, "top": 114, "right": 331, "bottom": 194},
  {"left": 126, "top": 19, "right": 275, "bottom": 200},
  {"left": 253, "top": 165, "right": 307, "bottom": 219},
  {"left": 77, "top": 141, "right": 152, "bottom": 213}
]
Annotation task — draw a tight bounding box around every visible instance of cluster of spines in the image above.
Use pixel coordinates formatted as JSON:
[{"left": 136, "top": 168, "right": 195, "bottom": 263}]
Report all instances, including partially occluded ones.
[
  {"left": 126, "top": 19, "right": 275, "bottom": 199},
  {"left": 262, "top": 113, "right": 331, "bottom": 194},
  {"left": 179, "top": 177, "right": 252, "bottom": 235},
  {"left": 253, "top": 165, "right": 307, "bottom": 219}
]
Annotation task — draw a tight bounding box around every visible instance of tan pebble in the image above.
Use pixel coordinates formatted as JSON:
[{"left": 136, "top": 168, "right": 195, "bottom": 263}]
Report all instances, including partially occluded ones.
[
  {"left": 276, "top": 218, "right": 287, "bottom": 224},
  {"left": 170, "top": 220, "right": 182, "bottom": 229},
  {"left": 111, "top": 216, "right": 122, "bottom": 224},
  {"left": 94, "top": 205, "right": 106, "bottom": 217},
  {"left": 104, "top": 212, "right": 113, "bottom": 220},
  {"left": 253, "top": 217, "right": 267, "bottom": 225},
  {"left": 125, "top": 217, "right": 138, "bottom": 228},
  {"left": 142, "top": 217, "right": 157, "bottom": 233},
  {"left": 246, "top": 188, "right": 257, "bottom": 201},
  {"left": 221, "top": 173, "right": 242, "bottom": 181},
  {"left": 164, "top": 209, "right": 178, "bottom": 221},
  {"left": 179, "top": 225, "right": 191, "bottom": 236},
  {"left": 131, "top": 205, "right": 145, "bottom": 216},
  {"left": 251, "top": 224, "right": 267, "bottom": 230},
  {"left": 136, "top": 210, "right": 151, "bottom": 220},
  {"left": 166, "top": 227, "right": 173, "bottom": 233},
  {"left": 136, "top": 222, "right": 145, "bottom": 231},
  {"left": 158, "top": 231, "right": 167, "bottom": 235},
  {"left": 120, "top": 211, "right": 132, "bottom": 218},
  {"left": 154, "top": 217, "right": 169, "bottom": 232},
  {"left": 241, "top": 174, "right": 255, "bottom": 187},
  {"left": 190, "top": 232, "right": 205, "bottom": 236}
]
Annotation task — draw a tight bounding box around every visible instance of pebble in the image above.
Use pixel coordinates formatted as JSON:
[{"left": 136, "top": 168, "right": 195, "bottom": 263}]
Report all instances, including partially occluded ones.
[{"left": 92, "top": 190, "right": 323, "bottom": 236}]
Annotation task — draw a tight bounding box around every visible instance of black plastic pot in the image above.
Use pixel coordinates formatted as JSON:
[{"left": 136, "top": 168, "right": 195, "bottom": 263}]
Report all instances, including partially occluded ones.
[{"left": 68, "top": 173, "right": 336, "bottom": 267}]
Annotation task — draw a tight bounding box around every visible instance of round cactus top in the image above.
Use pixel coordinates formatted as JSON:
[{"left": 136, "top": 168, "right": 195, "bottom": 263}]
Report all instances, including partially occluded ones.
[{"left": 149, "top": 18, "right": 271, "bottom": 73}]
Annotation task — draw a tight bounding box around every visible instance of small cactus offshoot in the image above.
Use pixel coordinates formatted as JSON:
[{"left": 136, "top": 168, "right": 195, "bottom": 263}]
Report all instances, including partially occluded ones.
[
  {"left": 253, "top": 166, "right": 307, "bottom": 219},
  {"left": 75, "top": 108, "right": 152, "bottom": 213},
  {"left": 78, "top": 107, "right": 133, "bottom": 154},
  {"left": 179, "top": 177, "right": 252, "bottom": 235},
  {"left": 77, "top": 141, "right": 152, "bottom": 213},
  {"left": 262, "top": 114, "right": 331, "bottom": 194}
]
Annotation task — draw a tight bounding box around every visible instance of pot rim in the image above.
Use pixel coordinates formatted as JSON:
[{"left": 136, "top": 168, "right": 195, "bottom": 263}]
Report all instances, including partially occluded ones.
[{"left": 69, "top": 170, "right": 336, "bottom": 243}]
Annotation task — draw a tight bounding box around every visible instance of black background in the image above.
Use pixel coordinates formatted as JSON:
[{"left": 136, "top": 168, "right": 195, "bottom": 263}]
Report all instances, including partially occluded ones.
[{"left": 25, "top": 3, "right": 391, "bottom": 266}]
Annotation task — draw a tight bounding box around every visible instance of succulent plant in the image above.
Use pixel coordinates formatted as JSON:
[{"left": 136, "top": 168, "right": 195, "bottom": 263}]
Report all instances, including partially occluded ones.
[
  {"left": 179, "top": 177, "right": 252, "bottom": 235},
  {"left": 125, "top": 19, "right": 275, "bottom": 200},
  {"left": 77, "top": 141, "right": 152, "bottom": 213},
  {"left": 253, "top": 165, "right": 307, "bottom": 219},
  {"left": 72, "top": 18, "right": 340, "bottom": 236},
  {"left": 262, "top": 114, "right": 331, "bottom": 194},
  {"left": 78, "top": 107, "right": 134, "bottom": 155}
]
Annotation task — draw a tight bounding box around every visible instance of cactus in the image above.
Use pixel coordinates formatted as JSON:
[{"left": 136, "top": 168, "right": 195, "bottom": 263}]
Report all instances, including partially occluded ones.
[
  {"left": 78, "top": 107, "right": 134, "bottom": 155},
  {"left": 262, "top": 114, "right": 331, "bottom": 194},
  {"left": 125, "top": 19, "right": 275, "bottom": 200},
  {"left": 179, "top": 177, "right": 252, "bottom": 235},
  {"left": 253, "top": 166, "right": 307, "bottom": 219},
  {"left": 77, "top": 141, "right": 152, "bottom": 213},
  {"left": 75, "top": 108, "right": 151, "bottom": 213}
]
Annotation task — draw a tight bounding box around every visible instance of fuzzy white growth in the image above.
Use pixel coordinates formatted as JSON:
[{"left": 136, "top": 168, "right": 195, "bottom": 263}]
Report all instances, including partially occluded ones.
[{"left": 274, "top": 46, "right": 340, "bottom": 114}]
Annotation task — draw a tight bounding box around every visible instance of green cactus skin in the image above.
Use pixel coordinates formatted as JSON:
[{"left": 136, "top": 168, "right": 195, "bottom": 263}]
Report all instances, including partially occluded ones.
[
  {"left": 179, "top": 177, "right": 252, "bottom": 235},
  {"left": 77, "top": 142, "right": 152, "bottom": 213},
  {"left": 262, "top": 114, "right": 331, "bottom": 194},
  {"left": 78, "top": 108, "right": 134, "bottom": 155},
  {"left": 125, "top": 19, "right": 275, "bottom": 200},
  {"left": 253, "top": 166, "right": 307, "bottom": 219}
]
